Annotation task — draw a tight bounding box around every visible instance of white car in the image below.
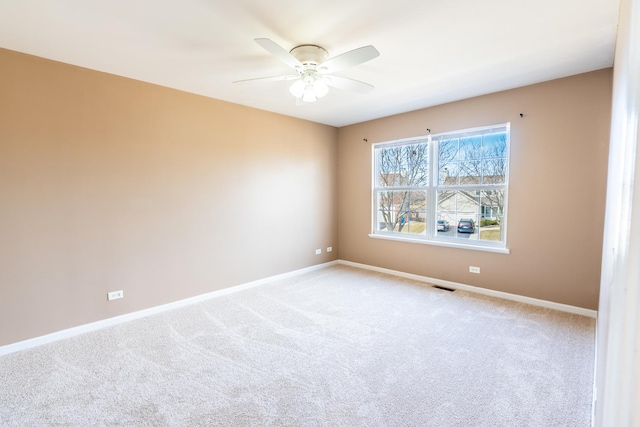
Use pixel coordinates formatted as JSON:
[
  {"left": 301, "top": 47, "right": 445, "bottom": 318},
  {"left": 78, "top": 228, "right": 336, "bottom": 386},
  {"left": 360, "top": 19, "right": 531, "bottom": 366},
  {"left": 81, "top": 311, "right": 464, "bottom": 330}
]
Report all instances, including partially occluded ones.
[{"left": 437, "top": 220, "right": 450, "bottom": 231}]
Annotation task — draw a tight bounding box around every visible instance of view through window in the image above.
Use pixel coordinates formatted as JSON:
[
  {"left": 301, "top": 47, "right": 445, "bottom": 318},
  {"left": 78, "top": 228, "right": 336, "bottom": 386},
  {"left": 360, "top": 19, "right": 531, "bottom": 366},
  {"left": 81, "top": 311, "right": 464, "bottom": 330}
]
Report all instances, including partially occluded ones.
[{"left": 372, "top": 124, "right": 509, "bottom": 250}]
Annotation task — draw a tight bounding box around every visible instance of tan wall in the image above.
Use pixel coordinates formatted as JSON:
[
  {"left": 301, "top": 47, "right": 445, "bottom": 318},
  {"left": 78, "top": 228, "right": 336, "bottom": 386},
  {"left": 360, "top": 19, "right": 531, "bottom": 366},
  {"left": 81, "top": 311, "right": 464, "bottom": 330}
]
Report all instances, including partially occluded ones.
[
  {"left": 0, "top": 48, "right": 338, "bottom": 346},
  {"left": 0, "top": 45, "right": 611, "bottom": 347},
  {"left": 337, "top": 69, "right": 612, "bottom": 310}
]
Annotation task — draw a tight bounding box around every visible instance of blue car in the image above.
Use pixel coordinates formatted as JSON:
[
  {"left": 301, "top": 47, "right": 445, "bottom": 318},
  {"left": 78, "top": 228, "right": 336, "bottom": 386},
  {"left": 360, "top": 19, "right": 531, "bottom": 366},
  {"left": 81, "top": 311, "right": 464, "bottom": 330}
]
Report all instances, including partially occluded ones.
[{"left": 457, "top": 219, "right": 475, "bottom": 233}]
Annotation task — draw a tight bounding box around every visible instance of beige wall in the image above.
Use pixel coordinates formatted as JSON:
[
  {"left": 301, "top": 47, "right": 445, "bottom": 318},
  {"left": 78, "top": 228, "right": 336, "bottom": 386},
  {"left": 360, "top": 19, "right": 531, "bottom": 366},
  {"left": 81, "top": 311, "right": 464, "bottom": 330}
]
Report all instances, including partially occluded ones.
[
  {"left": 0, "top": 48, "right": 338, "bottom": 346},
  {"left": 337, "top": 69, "right": 612, "bottom": 310},
  {"left": 0, "top": 46, "right": 612, "bottom": 347}
]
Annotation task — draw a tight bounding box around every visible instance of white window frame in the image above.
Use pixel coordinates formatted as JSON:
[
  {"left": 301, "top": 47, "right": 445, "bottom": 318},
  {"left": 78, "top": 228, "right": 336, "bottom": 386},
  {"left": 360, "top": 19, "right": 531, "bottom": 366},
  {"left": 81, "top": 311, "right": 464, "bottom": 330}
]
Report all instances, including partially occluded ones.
[{"left": 370, "top": 123, "right": 510, "bottom": 254}]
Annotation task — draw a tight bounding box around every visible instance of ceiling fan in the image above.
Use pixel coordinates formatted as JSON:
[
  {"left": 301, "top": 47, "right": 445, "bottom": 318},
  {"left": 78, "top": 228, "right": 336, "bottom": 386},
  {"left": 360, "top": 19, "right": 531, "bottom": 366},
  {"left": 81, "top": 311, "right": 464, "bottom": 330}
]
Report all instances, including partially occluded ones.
[{"left": 235, "top": 38, "right": 380, "bottom": 103}]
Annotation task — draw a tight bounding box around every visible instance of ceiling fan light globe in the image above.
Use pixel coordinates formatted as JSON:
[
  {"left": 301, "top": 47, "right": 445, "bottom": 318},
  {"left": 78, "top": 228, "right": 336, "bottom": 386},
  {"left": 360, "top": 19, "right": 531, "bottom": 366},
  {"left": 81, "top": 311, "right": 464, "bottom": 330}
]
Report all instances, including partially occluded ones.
[
  {"left": 302, "top": 87, "right": 317, "bottom": 103},
  {"left": 313, "top": 79, "right": 329, "bottom": 98},
  {"left": 289, "top": 79, "right": 305, "bottom": 98}
]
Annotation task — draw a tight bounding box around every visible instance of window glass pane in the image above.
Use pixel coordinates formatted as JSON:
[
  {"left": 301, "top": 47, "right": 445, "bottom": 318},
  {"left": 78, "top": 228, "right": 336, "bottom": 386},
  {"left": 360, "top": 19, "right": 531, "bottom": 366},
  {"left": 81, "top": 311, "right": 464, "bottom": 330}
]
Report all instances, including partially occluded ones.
[
  {"left": 482, "top": 132, "right": 507, "bottom": 184},
  {"left": 482, "top": 132, "right": 508, "bottom": 158},
  {"left": 460, "top": 136, "right": 483, "bottom": 160},
  {"left": 457, "top": 190, "right": 479, "bottom": 221},
  {"left": 479, "top": 189, "right": 505, "bottom": 242},
  {"left": 376, "top": 190, "right": 396, "bottom": 232},
  {"left": 482, "top": 159, "right": 506, "bottom": 184},
  {"left": 405, "top": 191, "right": 427, "bottom": 235},
  {"left": 438, "top": 139, "right": 458, "bottom": 185},
  {"left": 377, "top": 190, "right": 427, "bottom": 234},
  {"left": 459, "top": 161, "right": 481, "bottom": 184},
  {"left": 377, "top": 142, "right": 428, "bottom": 187},
  {"left": 436, "top": 190, "right": 456, "bottom": 237},
  {"left": 437, "top": 190, "right": 456, "bottom": 216},
  {"left": 439, "top": 163, "right": 459, "bottom": 186},
  {"left": 437, "top": 190, "right": 480, "bottom": 240},
  {"left": 436, "top": 188, "right": 506, "bottom": 243}
]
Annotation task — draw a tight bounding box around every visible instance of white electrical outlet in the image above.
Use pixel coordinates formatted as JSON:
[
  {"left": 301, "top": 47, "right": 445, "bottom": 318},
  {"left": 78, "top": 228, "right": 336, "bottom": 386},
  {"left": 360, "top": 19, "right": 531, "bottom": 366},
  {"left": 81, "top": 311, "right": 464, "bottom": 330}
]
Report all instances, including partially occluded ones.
[
  {"left": 108, "top": 290, "right": 124, "bottom": 301},
  {"left": 315, "top": 249, "right": 322, "bottom": 255},
  {"left": 327, "top": 246, "right": 333, "bottom": 252},
  {"left": 469, "top": 266, "right": 480, "bottom": 274}
]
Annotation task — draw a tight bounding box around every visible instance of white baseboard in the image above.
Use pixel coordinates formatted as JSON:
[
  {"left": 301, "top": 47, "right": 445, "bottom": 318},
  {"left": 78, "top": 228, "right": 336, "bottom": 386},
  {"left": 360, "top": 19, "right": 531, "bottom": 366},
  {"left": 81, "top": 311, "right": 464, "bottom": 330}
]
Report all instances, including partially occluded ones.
[
  {"left": 0, "top": 261, "right": 339, "bottom": 357},
  {"left": 0, "top": 258, "right": 596, "bottom": 357},
  {"left": 338, "top": 260, "right": 598, "bottom": 318}
]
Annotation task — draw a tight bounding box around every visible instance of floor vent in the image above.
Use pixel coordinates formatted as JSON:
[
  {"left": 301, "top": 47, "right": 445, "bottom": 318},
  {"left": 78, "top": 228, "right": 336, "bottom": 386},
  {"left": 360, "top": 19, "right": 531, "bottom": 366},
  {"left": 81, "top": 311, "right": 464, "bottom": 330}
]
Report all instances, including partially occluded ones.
[{"left": 432, "top": 285, "right": 456, "bottom": 292}]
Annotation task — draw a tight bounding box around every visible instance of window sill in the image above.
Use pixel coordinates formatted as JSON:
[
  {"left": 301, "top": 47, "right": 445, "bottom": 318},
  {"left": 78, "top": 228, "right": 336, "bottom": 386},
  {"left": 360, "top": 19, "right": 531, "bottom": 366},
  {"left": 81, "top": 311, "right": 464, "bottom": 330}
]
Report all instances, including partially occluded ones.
[{"left": 368, "top": 233, "right": 510, "bottom": 254}]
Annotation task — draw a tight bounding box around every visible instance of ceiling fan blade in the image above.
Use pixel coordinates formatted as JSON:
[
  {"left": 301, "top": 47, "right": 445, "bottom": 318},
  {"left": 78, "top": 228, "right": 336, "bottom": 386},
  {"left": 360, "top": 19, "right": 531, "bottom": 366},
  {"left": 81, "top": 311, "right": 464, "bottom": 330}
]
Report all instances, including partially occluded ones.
[
  {"left": 324, "top": 75, "right": 375, "bottom": 94},
  {"left": 233, "top": 75, "right": 300, "bottom": 83},
  {"left": 254, "top": 38, "right": 303, "bottom": 71},
  {"left": 319, "top": 45, "right": 380, "bottom": 74}
]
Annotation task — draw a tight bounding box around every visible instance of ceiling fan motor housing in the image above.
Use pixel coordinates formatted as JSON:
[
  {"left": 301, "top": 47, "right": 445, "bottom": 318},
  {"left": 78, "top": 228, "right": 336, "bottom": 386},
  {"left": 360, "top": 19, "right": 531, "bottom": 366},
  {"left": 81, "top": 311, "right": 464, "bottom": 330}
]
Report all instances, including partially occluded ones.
[{"left": 289, "top": 45, "right": 328, "bottom": 70}]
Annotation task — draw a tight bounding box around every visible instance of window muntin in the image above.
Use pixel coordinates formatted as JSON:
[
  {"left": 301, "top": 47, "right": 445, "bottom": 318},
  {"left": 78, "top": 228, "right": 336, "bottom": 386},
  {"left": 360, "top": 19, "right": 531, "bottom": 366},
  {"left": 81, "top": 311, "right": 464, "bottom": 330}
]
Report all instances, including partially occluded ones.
[
  {"left": 437, "top": 130, "right": 508, "bottom": 186},
  {"left": 376, "top": 190, "right": 427, "bottom": 235},
  {"left": 374, "top": 139, "right": 429, "bottom": 236},
  {"left": 372, "top": 124, "right": 509, "bottom": 250},
  {"left": 377, "top": 141, "right": 429, "bottom": 187}
]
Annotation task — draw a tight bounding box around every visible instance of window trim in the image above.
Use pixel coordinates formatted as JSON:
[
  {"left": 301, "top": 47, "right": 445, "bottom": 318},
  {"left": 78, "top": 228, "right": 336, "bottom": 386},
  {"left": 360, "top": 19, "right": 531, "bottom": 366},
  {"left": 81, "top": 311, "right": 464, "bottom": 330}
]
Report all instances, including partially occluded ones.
[
  {"left": 367, "top": 232, "right": 511, "bottom": 254},
  {"left": 370, "top": 123, "right": 510, "bottom": 253}
]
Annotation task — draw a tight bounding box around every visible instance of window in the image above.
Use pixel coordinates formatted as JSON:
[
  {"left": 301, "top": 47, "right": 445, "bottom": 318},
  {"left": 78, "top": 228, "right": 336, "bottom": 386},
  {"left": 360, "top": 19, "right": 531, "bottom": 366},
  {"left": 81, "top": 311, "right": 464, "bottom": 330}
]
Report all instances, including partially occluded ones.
[{"left": 372, "top": 124, "right": 509, "bottom": 251}]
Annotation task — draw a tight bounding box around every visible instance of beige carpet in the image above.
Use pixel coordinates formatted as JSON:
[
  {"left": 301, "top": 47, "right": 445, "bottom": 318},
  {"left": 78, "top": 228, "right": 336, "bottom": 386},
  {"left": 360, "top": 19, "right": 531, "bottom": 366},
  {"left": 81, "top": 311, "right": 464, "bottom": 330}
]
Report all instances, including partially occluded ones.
[{"left": 0, "top": 265, "right": 596, "bottom": 426}]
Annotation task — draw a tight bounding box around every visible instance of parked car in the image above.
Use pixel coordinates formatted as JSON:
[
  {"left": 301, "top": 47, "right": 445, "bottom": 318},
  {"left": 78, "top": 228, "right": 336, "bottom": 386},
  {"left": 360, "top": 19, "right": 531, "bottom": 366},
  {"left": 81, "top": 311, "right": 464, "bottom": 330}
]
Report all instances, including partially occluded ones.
[
  {"left": 437, "top": 220, "right": 450, "bottom": 231},
  {"left": 457, "top": 219, "right": 476, "bottom": 233}
]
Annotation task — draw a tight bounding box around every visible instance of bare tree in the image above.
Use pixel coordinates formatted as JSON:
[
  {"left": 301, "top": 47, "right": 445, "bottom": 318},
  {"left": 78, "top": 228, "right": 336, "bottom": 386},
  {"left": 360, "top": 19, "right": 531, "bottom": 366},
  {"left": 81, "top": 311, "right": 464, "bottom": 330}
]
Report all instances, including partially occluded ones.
[
  {"left": 377, "top": 143, "right": 427, "bottom": 232},
  {"left": 477, "top": 134, "right": 507, "bottom": 215},
  {"left": 377, "top": 133, "right": 507, "bottom": 233},
  {"left": 437, "top": 134, "right": 507, "bottom": 218}
]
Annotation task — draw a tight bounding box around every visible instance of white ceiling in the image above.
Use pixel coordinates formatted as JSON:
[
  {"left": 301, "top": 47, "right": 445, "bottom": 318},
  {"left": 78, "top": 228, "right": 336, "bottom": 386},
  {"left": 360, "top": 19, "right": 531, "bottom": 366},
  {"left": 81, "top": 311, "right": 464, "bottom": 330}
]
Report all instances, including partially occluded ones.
[{"left": 0, "top": 0, "right": 620, "bottom": 127}]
